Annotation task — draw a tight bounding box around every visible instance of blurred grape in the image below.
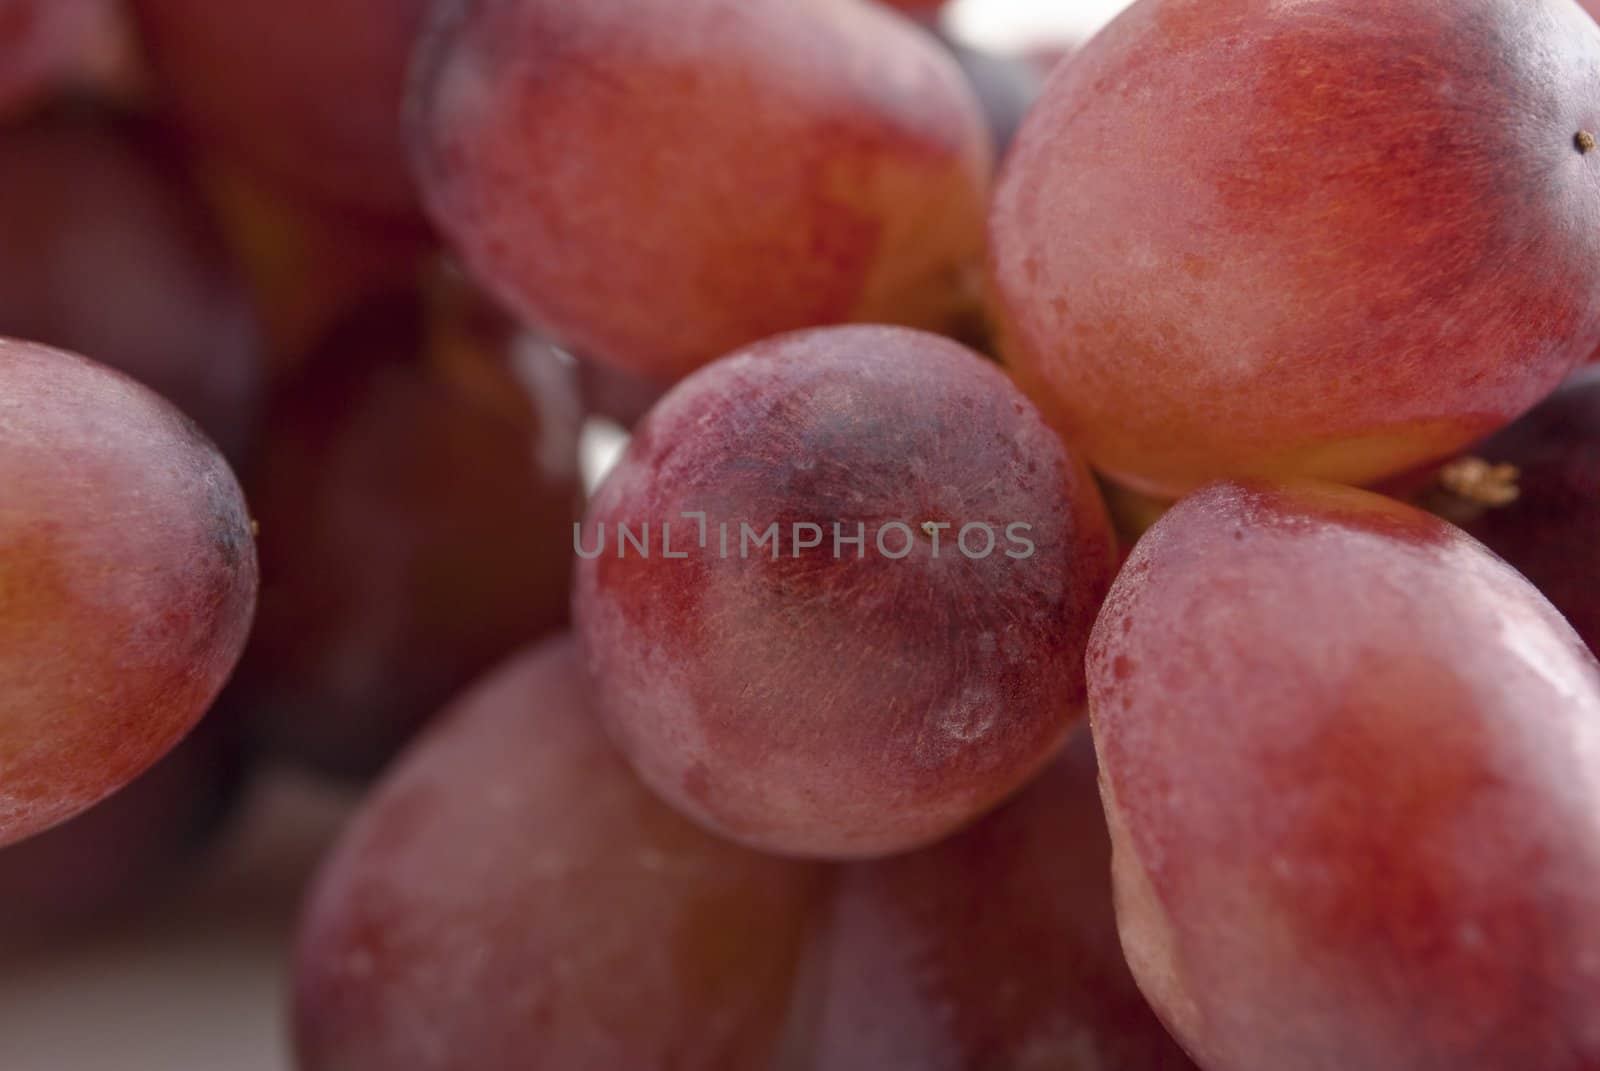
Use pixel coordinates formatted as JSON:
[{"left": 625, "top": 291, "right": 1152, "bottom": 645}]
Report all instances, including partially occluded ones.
[
  {"left": 0, "top": 0, "right": 101, "bottom": 117},
  {"left": 201, "top": 161, "right": 432, "bottom": 385},
  {"left": 225, "top": 278, "right": 582, "bottom": 777},
  {"left": 129, "top": 0, "right": 430, "bottom": 217},
  {"left": 294, "top": 636, "right": 826, "bottom": 1070},
  {"left": 0, "top": 106, "right": 262, "bottom": 461}
]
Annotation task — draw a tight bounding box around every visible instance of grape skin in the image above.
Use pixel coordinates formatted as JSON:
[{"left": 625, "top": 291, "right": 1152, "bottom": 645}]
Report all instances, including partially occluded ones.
[
  {"left": 0, "top": 339, "right": 257, "bottom": 848},
  {"left": 293, "top": 636, "right": 825, "bottom": 1071},
  {"left": 575, "top": 325, "right": 1116, "bottom": 858},
  {"left": 222, "top": 288, "right": 581, "bottom": 777},
  {"left": 1090, "top": 480, "right": 1600, "bottom": 1071},
  {"left": 0, "top": 0, "right": 99, "bottom": 117},
  {"left": 990, "top": 0, "right": 1600, "bottom": 495},
  {"left": 409, "top": 0, "right": 992, "bottom": 384},
  {"left": 0, "top": 108, "right": 263, "bottom": 462},
  {"left": 128, "top": 0, "right": 430, "bottom": 217}
]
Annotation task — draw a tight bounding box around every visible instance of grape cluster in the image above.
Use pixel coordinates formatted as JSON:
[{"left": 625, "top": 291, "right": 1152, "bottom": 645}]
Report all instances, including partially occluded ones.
[{"left": 3, "top": 0, "right": 1600, "bottom": 1069}]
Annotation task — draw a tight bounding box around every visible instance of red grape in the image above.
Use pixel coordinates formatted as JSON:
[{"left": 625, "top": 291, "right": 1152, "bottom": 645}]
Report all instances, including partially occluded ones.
[
  {"left": 1450, "top": 366, "right": 1600, "bottom": 660},
  {"left": 575, "top": 325, "right": 1116, "bottom": 858},
  {"left": 225, "top": 283, "right": 581, "bottom": 776},
  {"left": 991, "top": 0, "right": 1600, "bottom": 496},
  {"left": 0, "top": 0, "right": 99, "bottom": 116},
  {"left": 0, "top": 339, "right": 257, "bottom": 847},
  {"left": 0, "top": 107, "right": 262, "bottom": 462},
  {"left": 293, "top": 636, "right": 825, "bottom": 1070},
  {"left": 806, "top": 732, "right": 1199, "bottom": 1070},
  {"left": 128, "top": 0, "right": 429, "bottom": 217},
  {"left": 203, "top": 161, "right": 433, "bottom": 384},
  {"left": 409, "top": 0, "right": 992, "bottom": 384},
  {"left": 1090, "top": 480, "right": 1600, "bottom": 1070}
]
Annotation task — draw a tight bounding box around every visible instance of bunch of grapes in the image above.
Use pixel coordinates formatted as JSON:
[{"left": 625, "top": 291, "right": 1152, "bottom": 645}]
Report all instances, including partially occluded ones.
[{"left": 5, "top": 0, "right": 1600, "bottom": 1068}]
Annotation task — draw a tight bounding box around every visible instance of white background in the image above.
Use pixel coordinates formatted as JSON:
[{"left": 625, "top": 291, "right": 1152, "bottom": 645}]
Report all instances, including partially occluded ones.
[{"left": 0, "top": 2, "right": 1136, "bottom": 1068}]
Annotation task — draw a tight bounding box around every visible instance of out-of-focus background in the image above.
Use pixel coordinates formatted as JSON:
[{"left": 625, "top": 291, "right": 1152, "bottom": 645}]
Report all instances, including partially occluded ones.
[
  {"left": 0, "top": 1, "right": 1133, "bottom": 1068},
  {"left": 952, "top": 0, "right": 1130, "bottom": 47}
]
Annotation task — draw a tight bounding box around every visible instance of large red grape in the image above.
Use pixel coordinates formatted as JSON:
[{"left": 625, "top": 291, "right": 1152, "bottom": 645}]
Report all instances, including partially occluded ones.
[
  {"left": 225, "top": 284, "right": 581, "bottom": 776},
  {"left": 0, "top": 108, "right": 262, "bottom": 462},
  {"left": 806, "top": 732, "right": 1199, "bottom": 1070},
  {"left": 991, "top": 0, "right": 1600, "bottom": 496},
  {"left": 0, "top": 339, "right": 257, "bottom": 847},
  {"left": 128, "top": 0, "right": 429, "bottom": 217},
  {"left": 293, "top": 636, "right": 825, "bottom": 1071},
  {"left": 575, "top": 325, "right": 1116, "bottom": 858},
  {"left": 409, "top": 0, "right": 992, "bottom": 384},
  {"left": 1090, "top": 480, "right": 1600, "bottom": 1070},
  {"left": 1452, "top": 366, "right": 1600, "bottom": 660}
]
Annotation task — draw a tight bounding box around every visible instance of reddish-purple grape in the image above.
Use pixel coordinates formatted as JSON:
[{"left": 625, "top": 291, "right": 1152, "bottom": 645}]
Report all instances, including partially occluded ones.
[
  {"left": 0, "top": 108, "right": 262, "bottom": 461},
  {"left": 1091, "top": 480, "right": 1600, "bottom": 1071},
  {"left": 293, "top": 636, "right": 825, "bottom": 1071},
  {"left": 0, "top": 339, "right": 257, "bottom": 847},
  {"left": 129, "top": 0, "right": 429, "bottom": 217},
  {"left": 409, "top": 0, "right": 992, "bottom": 384},
  {"left": 225, "top": 286, "right": 581, "bottom": 776},
  {"left": 576, "top": 325, "right": 1116, "bottom": 858}
]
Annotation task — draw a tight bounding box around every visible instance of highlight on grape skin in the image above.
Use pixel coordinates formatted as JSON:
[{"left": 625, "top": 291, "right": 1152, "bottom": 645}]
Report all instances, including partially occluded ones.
[
  {"left": 292, "top": 636, "right": 825, "bottom": 1071},
  {"left": 0, "top": 338, "right": 258, "bottom": 848},
  {"left": 408, "top": 0, "right": 994, "bottom": 385},
  {"left": 575, "top": 324, "right": 1117, "bottom": 859},
  {"left": 1089, "top": 480, "right": 1600, "bottom": 1071}
]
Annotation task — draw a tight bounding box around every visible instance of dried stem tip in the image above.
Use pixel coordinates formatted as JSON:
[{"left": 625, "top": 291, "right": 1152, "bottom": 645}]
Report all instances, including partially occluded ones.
[
  {"left": 1577, "top": 130, "right": 1596, "bottom": 154},
  {"left": 1438, "top": 456, "right": 1521, "bottom": 508}
]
